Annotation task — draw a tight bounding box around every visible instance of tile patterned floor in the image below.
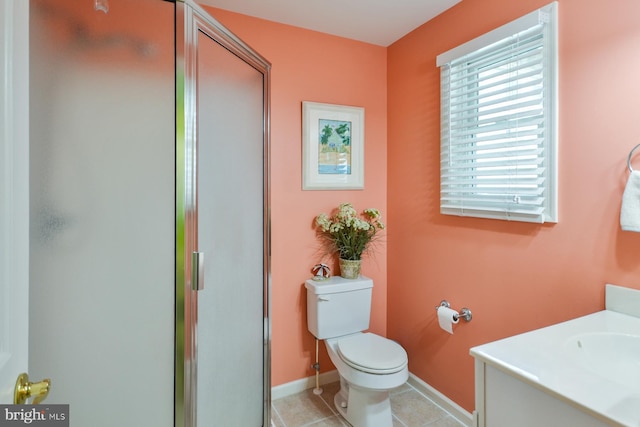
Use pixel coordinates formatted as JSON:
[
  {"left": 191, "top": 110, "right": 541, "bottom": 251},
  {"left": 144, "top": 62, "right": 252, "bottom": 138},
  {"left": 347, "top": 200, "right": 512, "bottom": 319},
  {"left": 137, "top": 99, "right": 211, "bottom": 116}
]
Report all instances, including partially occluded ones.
[{"left": 271, "top": 381, "right": 466, "bottom": 427}]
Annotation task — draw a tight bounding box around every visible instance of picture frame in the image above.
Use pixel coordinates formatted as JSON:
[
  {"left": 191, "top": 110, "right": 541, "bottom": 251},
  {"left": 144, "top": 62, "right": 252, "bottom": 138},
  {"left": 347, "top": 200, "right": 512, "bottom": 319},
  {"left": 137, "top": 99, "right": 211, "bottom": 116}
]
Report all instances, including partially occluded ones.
[{"left": 302, "top": 101, "right": 365, "bottom": 190}]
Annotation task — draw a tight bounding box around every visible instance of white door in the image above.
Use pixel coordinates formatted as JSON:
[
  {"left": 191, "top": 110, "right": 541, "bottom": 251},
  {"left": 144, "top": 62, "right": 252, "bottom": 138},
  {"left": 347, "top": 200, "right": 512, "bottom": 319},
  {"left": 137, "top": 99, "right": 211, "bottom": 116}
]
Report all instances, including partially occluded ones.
[{"left": 0, "top": 0, "right": 30, "bottom": 403}]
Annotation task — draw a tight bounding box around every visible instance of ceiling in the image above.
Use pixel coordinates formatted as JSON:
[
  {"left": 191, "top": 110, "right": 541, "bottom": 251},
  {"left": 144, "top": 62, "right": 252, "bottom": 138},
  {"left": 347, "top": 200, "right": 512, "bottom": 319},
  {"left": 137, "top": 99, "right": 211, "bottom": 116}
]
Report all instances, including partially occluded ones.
[{"left": 196, "top": 0, "right": 462, "bottom": 47}]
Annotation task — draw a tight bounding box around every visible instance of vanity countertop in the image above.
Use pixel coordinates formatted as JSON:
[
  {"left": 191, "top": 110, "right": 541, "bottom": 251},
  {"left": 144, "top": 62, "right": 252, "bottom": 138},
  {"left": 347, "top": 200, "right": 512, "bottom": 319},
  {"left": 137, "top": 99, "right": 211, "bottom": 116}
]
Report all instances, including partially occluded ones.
[{"left": 471, "top": 309, "right": 640, "bottom": 427}]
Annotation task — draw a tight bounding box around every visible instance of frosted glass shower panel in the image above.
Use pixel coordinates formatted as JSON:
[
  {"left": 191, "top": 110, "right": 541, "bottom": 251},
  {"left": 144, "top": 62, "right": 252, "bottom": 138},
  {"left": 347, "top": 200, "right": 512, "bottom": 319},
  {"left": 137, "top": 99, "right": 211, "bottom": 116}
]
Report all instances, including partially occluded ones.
[
  {"left": 29, "top": 0, "right": 175, "bottom": 425},
  {"left": 195, "top": 30, "right": 265, "bottom": 425}
]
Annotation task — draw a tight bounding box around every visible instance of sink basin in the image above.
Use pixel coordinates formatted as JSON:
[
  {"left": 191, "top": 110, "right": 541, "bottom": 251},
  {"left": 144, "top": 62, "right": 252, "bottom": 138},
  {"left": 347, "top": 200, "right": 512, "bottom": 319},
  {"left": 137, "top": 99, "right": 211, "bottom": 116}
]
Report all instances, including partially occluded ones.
[{"left": 564, "top": 332, "right": 640, "bottom": 389}]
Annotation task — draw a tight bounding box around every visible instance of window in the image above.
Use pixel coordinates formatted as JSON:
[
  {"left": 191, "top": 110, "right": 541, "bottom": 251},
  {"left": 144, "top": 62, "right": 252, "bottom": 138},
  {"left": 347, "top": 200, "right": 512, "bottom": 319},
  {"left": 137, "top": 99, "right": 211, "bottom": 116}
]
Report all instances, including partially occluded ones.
[{"left": 437, "top": 2, "right": 558, "bottom": 223}]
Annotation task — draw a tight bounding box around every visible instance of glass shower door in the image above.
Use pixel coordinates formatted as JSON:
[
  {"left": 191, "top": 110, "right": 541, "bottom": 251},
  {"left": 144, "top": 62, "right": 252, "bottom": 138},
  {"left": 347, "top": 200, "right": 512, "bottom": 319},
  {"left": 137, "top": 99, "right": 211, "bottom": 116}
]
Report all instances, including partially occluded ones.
[
  {"left": 196, "top": 30, "right": 266, "bottom": 424},
  {"left": 176, "top": 3, "right": 271, "bottom": 426}
]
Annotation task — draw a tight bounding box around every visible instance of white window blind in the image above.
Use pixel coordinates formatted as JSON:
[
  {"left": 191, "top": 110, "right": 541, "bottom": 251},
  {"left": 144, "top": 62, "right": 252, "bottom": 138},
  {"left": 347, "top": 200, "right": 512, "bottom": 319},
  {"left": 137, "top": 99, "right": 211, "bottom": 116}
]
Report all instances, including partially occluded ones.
[{"left": 437, "top": 2, "right": 558, "bottom": 223}]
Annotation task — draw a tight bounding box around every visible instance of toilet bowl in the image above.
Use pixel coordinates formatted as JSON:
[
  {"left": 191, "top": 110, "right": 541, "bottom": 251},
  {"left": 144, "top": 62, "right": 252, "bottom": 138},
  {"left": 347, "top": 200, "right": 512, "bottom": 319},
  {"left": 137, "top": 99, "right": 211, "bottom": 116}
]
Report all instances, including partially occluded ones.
[{"left": 325, "top": 332, "right": 408, "bottom": 426}]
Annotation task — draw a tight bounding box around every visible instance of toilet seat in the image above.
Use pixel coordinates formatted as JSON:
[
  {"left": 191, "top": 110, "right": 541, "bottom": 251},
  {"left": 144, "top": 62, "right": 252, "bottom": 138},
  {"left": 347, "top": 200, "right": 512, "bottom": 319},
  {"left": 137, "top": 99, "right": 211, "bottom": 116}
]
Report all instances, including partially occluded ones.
[{"left": 337, "top": 333, "right": 408, "bottom": 374}]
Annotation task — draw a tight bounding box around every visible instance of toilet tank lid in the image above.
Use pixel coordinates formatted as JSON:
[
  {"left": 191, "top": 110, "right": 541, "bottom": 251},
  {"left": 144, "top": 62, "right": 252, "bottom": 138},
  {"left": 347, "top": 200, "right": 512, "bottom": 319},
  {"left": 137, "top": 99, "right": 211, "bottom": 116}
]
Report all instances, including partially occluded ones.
[{"left": 305, "top": 276, "right": 373, "bottom": 294}]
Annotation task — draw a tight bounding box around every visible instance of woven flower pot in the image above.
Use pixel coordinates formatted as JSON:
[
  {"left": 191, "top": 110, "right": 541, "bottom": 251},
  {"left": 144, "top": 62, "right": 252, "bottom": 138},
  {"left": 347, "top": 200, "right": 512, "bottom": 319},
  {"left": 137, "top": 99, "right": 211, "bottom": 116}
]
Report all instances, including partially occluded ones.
[{"left": 339, "top": 258, "right": 361, "bottom": 279}]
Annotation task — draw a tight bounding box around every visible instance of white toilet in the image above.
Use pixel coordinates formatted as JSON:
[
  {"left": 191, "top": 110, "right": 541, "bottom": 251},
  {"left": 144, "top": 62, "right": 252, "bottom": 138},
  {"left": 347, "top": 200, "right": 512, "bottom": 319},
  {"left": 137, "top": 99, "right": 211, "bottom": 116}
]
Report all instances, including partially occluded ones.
[{"left": 305, "top": 276, "right": 408, "bottom": 427}]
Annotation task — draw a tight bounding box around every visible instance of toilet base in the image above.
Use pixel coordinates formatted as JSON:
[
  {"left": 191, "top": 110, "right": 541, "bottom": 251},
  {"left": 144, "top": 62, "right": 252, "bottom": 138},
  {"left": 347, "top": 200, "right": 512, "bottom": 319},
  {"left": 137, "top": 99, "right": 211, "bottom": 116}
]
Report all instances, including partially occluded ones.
[{"left": 334, "top": 377, "right": 393, "bottom": 427}]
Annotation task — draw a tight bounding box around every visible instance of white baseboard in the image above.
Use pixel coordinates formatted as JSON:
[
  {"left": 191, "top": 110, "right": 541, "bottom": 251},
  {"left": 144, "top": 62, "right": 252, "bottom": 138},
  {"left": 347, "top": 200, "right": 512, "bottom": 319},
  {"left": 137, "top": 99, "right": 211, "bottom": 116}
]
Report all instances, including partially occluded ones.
[
  {"left": 407, "top": 373, "right": 473, "bottom": 427},
  {"left": 271, "top": 370, "right": 339, "bottom": 400},
  {"left": 271, "top": 370, "right": 473, "bottom": 427}
]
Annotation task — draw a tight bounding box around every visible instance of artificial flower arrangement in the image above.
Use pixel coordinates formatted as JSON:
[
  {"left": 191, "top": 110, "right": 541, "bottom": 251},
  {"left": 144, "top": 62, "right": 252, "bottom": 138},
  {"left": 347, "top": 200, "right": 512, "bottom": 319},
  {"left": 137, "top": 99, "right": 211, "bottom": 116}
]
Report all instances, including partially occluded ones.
[{"left": 314, "top": 202, "right": 385, "bottom": 262}]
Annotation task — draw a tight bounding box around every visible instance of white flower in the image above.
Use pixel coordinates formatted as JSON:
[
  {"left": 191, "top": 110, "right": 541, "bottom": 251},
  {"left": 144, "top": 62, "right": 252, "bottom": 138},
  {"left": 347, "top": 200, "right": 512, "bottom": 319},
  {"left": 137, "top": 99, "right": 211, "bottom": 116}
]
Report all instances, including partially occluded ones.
[
  {"left": 364, "top": 208, "right": 380, "bottom": 219},
  {"left": 329, "top": 222, "right": 344, "bottom": 233},
  {"left": 315, "top": 213, "right": 332, "bottom": 232},
  {"left": 337, "top": 203, "right": 357, "bottom": 220},
  {"left": 354, "top": 218, "right": 370, "bottom": 230}
]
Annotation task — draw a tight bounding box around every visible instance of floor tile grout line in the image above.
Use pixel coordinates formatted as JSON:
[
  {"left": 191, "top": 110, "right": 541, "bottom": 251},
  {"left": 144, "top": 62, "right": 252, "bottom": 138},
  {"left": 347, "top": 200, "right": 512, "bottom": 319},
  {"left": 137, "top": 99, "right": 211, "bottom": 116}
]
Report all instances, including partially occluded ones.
[
  {"left": 270, "top": 403, "right": 287, "bottom": 427},
  {"left": 392, "top": 413, "right": 409, "bottom": 427},
  {"left": 318, "top": 391, "right": 340, "bottom": 417},
  {"left": 426, "top": 415, "right": 465, "bottom": 427},
  {"left": 403, "top": 383, "right": 460, "bottom": 422},
  {"left": 392, "top": 383, "right": 462, "bottom": 427},
  {"left": 318, "top": 391, "right": 351, "bottom": 426},
  {"left": 300, "top": 414, "right": 342, "bottom": 427},
  {"left": 404, "top": 382, "right": 465, "bottom": 426}
]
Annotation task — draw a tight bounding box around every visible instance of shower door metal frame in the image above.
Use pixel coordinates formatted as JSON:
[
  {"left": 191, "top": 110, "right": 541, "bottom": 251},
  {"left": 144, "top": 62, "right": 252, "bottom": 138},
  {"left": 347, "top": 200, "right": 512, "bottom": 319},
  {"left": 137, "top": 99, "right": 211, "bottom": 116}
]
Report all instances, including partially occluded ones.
[{"left": 174, "top": 2, "right": 272, "bottom": 426}]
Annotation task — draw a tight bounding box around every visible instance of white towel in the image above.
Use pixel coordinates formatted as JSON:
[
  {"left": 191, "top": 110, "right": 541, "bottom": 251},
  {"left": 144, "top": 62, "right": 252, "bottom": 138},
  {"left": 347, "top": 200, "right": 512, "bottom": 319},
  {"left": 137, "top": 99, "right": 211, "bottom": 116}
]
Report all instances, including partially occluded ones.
[{"left": 621, "top": 171, "right": 640, "bottom": 232}]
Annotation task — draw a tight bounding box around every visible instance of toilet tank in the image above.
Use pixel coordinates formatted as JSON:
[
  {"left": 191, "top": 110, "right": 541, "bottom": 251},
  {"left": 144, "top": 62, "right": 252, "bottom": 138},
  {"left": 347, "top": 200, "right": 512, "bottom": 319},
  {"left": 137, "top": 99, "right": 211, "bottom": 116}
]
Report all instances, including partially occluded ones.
[{"left": 305, "top": 276, "right": 373, "bottom": 340}]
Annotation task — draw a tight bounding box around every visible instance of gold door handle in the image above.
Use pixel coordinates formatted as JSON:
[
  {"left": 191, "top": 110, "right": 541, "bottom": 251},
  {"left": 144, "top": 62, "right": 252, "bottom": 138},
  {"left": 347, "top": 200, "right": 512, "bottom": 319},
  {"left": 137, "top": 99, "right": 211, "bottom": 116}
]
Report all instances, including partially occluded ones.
[{"left": 13, "top": 373, "right": 51, "bottom": 404}]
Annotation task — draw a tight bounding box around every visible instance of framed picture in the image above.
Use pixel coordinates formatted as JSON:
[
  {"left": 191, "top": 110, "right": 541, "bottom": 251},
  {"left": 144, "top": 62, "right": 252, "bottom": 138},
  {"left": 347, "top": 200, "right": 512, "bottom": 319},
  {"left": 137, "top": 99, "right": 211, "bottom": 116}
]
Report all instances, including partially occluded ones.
[{"left": 302, "top": 101, "right": 365, "bottom": 190}]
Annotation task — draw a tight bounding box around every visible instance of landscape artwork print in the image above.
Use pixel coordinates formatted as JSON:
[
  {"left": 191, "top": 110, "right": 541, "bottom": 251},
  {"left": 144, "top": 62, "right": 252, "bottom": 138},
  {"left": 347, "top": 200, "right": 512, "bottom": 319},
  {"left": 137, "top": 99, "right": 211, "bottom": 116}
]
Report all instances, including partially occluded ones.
[{"left": 317, "top": 118, "right": 352, "bottom": 175}]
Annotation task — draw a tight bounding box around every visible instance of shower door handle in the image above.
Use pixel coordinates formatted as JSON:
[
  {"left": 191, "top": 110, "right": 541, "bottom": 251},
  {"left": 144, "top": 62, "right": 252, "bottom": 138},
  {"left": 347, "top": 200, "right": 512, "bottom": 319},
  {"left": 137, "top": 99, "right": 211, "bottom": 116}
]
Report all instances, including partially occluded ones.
[{"left": 192, "top": 252, "right": 204, "bottom": 291}]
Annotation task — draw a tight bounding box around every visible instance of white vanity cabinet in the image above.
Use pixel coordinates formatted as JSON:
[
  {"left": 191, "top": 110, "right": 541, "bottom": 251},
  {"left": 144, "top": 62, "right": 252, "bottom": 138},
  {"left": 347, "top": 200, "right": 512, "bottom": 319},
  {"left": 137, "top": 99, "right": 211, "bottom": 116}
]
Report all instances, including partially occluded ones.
[
  {"left": 473, "top": 359, "right": 613, "bottom": 427},
  {"left": 472, "top": 285, "right": 640, "bottom": 427}
]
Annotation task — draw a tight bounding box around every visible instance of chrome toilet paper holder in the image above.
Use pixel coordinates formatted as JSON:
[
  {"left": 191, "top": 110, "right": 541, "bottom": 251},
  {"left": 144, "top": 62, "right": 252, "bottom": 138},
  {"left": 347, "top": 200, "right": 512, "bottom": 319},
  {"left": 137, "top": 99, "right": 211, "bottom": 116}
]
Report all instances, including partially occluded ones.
[{"left": 436, "top": 300, "right": 472, "bottom": 322}]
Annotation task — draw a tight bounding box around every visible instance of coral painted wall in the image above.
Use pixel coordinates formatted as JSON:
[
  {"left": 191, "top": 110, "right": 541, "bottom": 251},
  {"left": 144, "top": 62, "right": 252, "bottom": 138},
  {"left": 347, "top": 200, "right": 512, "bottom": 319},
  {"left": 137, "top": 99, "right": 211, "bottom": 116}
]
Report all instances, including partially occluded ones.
[
  {"left": 205, "top": 0, "right": 640, "bottom": 413},
  {"left": 202, "top": 7, "right": 388, "bottom": 388},
  {"left": 388, "top": 0, "right": 640, "bottom": 412}
]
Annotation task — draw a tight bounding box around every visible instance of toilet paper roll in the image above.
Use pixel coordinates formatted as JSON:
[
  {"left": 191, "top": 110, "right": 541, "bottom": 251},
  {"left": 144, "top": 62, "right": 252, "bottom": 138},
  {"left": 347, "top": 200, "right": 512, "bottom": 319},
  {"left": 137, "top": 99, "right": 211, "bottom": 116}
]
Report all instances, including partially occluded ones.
[{"left": 437, "top": 306, "right": 459, "bottom": 334}]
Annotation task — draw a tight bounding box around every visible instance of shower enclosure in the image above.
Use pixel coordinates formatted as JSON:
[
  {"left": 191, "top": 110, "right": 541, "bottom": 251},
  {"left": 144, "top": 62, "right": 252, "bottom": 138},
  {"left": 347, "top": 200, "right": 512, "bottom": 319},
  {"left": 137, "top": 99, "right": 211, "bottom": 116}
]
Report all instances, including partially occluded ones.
[{"left": 25, "top": 0, "right": 271, "bottom": 425}]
